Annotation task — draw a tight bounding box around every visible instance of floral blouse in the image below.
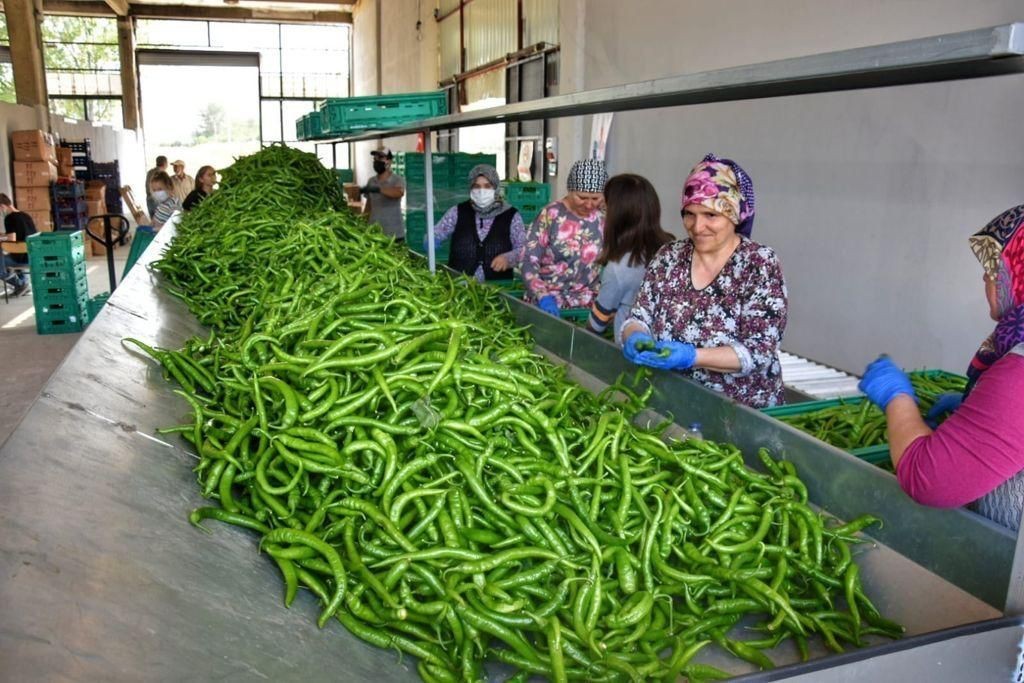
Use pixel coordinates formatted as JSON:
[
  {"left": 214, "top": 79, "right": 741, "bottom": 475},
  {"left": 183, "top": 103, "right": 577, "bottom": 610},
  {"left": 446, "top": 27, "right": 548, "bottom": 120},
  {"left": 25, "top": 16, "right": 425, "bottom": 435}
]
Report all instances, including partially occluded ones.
[
  {"left": 521, "top": 200, "right": 604, "bottom": 307},
  {"left": 624, "top": 237, "right": 788, "bottom": 408},
  {"left": 431, "top": 203, "right": 527, "bottom": 282}
]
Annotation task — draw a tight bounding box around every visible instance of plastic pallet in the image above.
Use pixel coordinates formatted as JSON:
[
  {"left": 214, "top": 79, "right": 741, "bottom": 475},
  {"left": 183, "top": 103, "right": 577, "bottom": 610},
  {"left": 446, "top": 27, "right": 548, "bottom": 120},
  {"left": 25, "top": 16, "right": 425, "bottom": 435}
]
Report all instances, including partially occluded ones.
[
  {"left": 87, "top": 293, "right": 110, "bottom": 319},
  {"left": 318, "top": 91, "right": 447, "bottom": 135}
]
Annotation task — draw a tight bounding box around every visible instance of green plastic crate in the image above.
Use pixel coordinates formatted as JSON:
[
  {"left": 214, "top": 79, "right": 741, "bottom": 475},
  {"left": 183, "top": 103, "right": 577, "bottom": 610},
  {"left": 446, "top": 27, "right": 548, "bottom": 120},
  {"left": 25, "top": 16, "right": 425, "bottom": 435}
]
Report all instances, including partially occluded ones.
[
  {"left": 87, "top": 292, "right": 110, "bottom": 319},
  {"left": 31, "top": 260, "right": 88, "bottom": 286},
  {"left": 36, "top": 307, "right": 85, "bottom": 335},
  {"left": 37, "top": 292, "right": 88, "bottom": 317},
  {"left": 396, "top": 153, "right": 452, "bottom": 184},
  {"left": 762, "top": 396, "right": 892, "bottom": 467},
  {"left": 560, "top": 307, "right": 590, "bottom": 324},
  {"left": 27, "top": 230, "right": 85, "bottom": 262},
  {"left": 503, "top": 181, "right": 551, "bottom": 206},
  {"left": 334, "top": 168, "right": 354, "bottom": 184},
  {"left": 29, "top": 250, "right": 85, "bottom": 271},
  {"left": 451, "top": 153, "right": 497, "bottom": 182},
  {"left": 33, "top": 279, "right": 89, "bottom": 300},
  {"left": 319, "top": 91, "right": 447, "bottom": 135}
]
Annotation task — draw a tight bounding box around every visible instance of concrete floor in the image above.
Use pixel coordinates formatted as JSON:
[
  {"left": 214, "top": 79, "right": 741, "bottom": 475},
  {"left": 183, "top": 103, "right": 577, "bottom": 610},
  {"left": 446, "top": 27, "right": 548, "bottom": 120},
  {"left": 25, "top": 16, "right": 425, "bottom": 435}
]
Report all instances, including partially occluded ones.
[{"left": 0, "top": 251, "right": 129, "bottom": 446}]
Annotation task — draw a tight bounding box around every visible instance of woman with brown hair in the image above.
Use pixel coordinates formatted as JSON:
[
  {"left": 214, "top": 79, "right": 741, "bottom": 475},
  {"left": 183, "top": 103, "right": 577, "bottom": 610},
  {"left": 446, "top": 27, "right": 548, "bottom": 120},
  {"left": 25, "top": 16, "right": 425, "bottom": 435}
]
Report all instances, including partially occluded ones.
[{"left": 587, "top": 173, "right": 673, "bottom": 344}]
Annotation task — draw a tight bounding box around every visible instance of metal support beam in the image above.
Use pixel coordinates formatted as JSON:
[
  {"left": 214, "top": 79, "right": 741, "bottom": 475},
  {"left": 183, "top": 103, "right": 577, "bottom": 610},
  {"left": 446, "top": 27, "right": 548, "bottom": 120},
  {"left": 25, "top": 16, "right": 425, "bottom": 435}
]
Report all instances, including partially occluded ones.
[
  {"left": 42, "top": 0, "right": 352, "bottom": 23},
  {"left": 116, "top": 15, "right": 140, "bottom": 130},
  {"left": 5, "top": 0, "right": 49, "bottom": 110},
  {"left": 424, "top": 129, "right": 435, "bottom": 274},
  {"left": 104, "top": 0, "right": 128, "bottom": 16}
]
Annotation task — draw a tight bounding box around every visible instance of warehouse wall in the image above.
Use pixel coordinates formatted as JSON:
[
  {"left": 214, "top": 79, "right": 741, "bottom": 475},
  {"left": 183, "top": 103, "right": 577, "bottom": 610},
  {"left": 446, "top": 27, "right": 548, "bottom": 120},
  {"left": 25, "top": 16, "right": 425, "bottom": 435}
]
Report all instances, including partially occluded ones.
[
  {"left": 351, "top": 0, "right": 440, "bottom": 186},
  {"left": 558, "top": 0, "right": 1024, "bottom": 374},
  {"left": 1, "top": 101, "right": 146, "bottom": 219}
]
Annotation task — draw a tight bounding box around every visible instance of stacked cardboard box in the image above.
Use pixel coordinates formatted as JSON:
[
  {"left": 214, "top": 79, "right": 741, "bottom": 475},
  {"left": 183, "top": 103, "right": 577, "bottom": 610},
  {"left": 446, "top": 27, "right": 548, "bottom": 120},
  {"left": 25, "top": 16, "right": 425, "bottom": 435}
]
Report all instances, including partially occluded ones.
[
  {"left": 56, "top": 147, "right": 74, "bottom": 178},
  {"left": 11, "top": 130, "right": 58, "bottom": 233}
]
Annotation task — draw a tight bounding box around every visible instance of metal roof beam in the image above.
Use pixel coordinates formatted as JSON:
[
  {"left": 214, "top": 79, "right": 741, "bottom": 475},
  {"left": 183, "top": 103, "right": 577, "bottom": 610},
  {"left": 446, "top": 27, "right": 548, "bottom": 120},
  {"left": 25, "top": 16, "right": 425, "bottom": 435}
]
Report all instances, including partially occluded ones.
[{"left": 43, "top": 0, "right": 352, "bottom": 23}]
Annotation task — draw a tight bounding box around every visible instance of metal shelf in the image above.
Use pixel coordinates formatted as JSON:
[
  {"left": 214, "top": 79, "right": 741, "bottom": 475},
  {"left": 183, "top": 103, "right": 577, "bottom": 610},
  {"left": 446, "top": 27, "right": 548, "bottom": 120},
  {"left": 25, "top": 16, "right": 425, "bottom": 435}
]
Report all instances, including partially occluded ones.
[{"left": 319, "top": 22, "right": 1024, "bottom": 144}]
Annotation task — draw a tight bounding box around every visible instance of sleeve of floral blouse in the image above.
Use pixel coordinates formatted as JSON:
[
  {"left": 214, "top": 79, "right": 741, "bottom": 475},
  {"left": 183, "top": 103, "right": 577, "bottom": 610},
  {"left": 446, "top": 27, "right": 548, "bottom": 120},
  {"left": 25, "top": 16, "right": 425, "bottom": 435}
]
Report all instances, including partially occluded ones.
[
  {"left": 503, "top": 211, "right": 528, "bottom": 267},
  {"left": 432, "top": 206, "right": 460, "bottom": 244},
  {"left": 521, "top": 207, "right": 556, "bottom": 300},
  {"left": 732, "top": 248, "right": 788, "bottom": 376}
]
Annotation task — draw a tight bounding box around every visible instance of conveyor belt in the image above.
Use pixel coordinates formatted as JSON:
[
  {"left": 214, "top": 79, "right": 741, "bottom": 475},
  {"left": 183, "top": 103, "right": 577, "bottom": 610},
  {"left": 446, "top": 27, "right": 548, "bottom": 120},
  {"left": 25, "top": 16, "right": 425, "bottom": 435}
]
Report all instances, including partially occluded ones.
[{"left": 780, "top": 350, "right": 863, "bottom": 400}]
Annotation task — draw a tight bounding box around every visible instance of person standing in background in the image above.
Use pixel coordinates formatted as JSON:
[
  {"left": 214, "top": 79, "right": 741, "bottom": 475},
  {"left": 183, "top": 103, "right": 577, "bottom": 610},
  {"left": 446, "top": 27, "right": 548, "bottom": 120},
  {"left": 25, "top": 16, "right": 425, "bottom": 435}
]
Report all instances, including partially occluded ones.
[
  {"left": 170, "top": 160, "right": 195, "bottom": 204},
  {"left": 361, "top": 148, "right": 406, "bottom": 242},
  {"left": 183, "top": 166, "right": 216, "bottom": 212},
  {"left": 145, "top": 155, "right": 168, "bottom": 217}
]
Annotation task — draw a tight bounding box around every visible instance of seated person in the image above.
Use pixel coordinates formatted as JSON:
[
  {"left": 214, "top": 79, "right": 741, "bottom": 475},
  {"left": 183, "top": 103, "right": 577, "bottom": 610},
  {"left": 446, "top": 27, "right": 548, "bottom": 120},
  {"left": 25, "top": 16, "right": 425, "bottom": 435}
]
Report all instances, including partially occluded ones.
[
  {"left": 0, "top": 193, "right": 34, "bottom": 295},
  {"left": 149, "top": 171, "right": 182, "bottom": 230}
]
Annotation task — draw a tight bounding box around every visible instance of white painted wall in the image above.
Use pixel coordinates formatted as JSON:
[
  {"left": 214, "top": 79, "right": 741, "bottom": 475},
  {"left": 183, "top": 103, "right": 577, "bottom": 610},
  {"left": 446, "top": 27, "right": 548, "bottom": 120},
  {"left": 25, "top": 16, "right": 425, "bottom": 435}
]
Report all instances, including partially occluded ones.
[
  {"left": 557, "top": 0, "right": 1024, "bottom": 374},
  {"left": 351, "top": 0, "right": 439, "bottom": 185}
]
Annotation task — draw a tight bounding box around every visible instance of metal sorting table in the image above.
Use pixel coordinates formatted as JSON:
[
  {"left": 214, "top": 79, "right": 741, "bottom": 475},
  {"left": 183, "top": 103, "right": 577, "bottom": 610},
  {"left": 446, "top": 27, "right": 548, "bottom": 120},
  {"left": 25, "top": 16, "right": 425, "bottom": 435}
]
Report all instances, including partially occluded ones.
[{"left": 0, "top": 224, "right": 1019, "bottom": 681}]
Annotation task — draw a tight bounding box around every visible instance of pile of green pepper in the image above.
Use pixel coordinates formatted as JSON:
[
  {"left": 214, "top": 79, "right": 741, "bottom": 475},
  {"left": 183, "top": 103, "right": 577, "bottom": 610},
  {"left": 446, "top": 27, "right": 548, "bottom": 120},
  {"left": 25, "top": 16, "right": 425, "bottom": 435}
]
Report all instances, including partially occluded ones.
[
  {"left": 778, "top": 372, "right": 968, "bottom": 453},
  {"left": 133, "top": 145, "right": 900, "bottom": 682}
]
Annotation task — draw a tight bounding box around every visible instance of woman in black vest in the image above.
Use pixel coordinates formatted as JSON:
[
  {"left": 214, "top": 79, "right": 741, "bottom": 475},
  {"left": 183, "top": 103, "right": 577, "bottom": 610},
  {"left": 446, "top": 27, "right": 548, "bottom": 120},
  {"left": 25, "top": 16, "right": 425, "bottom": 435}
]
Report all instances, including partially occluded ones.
[{"left": 425, "top": 164, "right": 527, "bottom": 282}]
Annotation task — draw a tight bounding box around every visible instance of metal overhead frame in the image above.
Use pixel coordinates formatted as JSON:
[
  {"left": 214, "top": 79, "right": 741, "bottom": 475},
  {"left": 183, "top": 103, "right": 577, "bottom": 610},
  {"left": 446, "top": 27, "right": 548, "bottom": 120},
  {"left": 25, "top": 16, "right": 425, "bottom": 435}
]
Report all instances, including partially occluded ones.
[{"left": 314, "top": 22, "right": 1024, "bottom": 611}]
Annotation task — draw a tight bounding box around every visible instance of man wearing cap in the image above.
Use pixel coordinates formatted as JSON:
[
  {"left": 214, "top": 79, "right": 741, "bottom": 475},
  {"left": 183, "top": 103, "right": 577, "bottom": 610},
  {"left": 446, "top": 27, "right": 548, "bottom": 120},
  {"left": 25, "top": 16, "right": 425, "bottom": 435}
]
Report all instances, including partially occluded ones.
[
  {"left": 170, "top": 160, "right": 195, "bottom": 204},
  {"left": 361, "top": 148, "right": 406, "bottom": 241}
]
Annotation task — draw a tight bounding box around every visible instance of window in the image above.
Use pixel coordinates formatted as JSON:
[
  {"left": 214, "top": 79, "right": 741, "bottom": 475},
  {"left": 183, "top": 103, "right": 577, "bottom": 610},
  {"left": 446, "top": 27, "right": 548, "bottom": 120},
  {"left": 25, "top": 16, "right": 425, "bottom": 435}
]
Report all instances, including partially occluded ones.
[
  {"left": 136, "top": 19, "right": 351, "bottom": 146},
  {"left": 42, "top": 16, "right": 122, "bottom": 125}
]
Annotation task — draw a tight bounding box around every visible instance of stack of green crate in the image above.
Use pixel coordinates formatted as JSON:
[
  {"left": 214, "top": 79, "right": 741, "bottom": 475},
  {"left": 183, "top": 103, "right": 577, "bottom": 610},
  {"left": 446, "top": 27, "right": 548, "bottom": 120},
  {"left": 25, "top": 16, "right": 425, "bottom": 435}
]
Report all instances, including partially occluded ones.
[
  {"left": 503, "top": 181, "right": 551, "bottom": 226},
  {"left": 396, "top": 152, "right": 497, "bottom": 261},
  {"left": 27, "top": 231, "right": 90, "bottom": 334}
]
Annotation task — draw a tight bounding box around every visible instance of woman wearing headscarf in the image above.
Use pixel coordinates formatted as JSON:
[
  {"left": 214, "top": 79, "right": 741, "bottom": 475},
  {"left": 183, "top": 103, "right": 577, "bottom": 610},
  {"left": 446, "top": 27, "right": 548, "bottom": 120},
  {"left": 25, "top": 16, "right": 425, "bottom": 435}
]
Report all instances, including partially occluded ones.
[
  {"left": 620, "top": 154, "right": 788, "bottom": 408},
  {"left": 427, "top": 164, "right": 526, "bottom": 282},
  {"left": 858, "top": 205, "right": 1024, "bottom": 529},
  {"left": 521, "top": 158, "right": 608, "bottom": 315}
]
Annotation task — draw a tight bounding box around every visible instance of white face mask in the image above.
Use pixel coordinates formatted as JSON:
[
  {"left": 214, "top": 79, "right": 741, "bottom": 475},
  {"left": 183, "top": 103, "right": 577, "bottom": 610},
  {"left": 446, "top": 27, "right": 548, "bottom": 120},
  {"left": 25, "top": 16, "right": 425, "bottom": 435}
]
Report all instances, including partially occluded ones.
[
  {"left": 152, "top": 190, "right": 169, "bottom": 203},
  {"left": 471, "top": 188, "right": 496, "bottom": 209}
]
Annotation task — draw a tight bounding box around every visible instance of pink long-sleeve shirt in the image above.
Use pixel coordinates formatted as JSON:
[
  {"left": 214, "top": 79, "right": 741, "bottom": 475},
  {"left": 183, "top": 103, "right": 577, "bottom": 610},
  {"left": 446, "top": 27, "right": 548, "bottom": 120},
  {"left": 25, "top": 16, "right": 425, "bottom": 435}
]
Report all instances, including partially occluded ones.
[{"left": 897, "top": 349, "right": 1024, "bottom": 519}]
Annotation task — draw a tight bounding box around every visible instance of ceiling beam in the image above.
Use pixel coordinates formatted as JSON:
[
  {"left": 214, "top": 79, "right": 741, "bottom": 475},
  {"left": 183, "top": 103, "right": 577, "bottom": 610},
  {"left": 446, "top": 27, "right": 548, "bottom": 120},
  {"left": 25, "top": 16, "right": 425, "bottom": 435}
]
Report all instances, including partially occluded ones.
[
  {"left": 104, "top": 0, "right": 128, "bottom": 15},
  {"left": 42, "top": 1, "right": 352, "bottom": 23}
]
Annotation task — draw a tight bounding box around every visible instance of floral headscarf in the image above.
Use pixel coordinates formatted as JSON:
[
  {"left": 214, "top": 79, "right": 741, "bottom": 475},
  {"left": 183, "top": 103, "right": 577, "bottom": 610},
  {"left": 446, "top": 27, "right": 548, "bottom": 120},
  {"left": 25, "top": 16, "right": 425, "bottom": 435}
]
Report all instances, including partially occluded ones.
[
  {"left": 966, "top": 204, "right": 1024, "bottom": 393},
  {"left": 682, "top": 153, "right": 755, "bottom": 237}
]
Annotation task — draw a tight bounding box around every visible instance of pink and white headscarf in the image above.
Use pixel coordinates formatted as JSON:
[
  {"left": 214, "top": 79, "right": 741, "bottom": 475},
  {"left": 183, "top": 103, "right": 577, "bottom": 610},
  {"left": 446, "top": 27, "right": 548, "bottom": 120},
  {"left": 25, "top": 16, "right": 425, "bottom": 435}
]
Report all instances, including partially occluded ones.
[{"left": 681, "top": 153, "right": 755, "bottom": 237}]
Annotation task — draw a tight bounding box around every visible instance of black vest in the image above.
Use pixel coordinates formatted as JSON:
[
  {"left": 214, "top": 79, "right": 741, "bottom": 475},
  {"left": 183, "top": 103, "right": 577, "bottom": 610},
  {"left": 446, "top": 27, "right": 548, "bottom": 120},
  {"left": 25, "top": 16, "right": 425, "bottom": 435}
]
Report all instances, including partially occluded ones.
[{"left": 448, "top": 201, "right": 515, "bottom": 280}]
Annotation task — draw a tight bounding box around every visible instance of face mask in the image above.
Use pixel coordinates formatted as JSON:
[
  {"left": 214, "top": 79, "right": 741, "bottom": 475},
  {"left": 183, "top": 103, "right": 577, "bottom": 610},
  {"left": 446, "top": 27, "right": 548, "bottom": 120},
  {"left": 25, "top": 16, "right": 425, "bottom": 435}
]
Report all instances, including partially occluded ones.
[
  {"left": 373, "top": 161, "right": 387, "bottom": 174},
  {"left": 471, "top": 188, "right": 496, "bottom": 209},
  {"left": 152, "top": 190, "right": 169, "bottom": 202}
]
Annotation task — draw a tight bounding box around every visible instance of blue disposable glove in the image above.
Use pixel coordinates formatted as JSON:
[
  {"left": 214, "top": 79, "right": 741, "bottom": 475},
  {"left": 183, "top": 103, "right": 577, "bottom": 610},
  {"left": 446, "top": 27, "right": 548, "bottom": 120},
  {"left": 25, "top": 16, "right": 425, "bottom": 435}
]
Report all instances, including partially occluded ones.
[
  {"left": 925, "top": 392, "right": 963, "bottom": 428},
  {"left": 622, "top": 333, "right": 655, "bottom": 364},
  {"left": 637, "top": 340, "right": 697, "bottom": 370},
  {"left": 858, "top": 356, "right": 916, "bottom": 409},
  {"left": 538, "top": 295, "right": 560, "bottom": 317}
]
